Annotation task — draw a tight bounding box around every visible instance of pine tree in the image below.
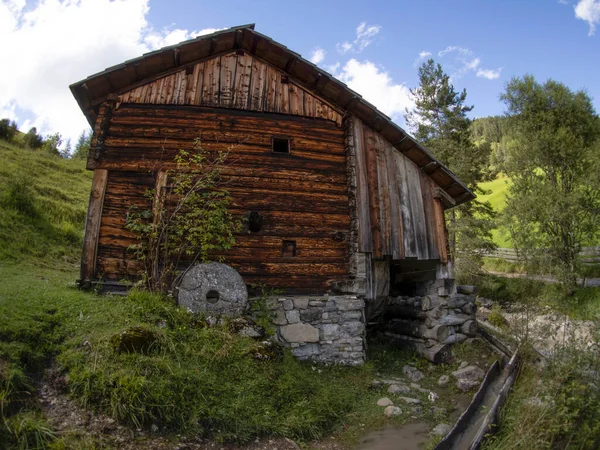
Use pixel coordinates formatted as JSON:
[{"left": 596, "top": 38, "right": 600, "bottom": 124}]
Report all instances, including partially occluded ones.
[
  {"left": 405, "top": 59, "right": 495, "bottom": 279},
  {"left": 72, "top": 130, "right": 92, "bottom": 159}
]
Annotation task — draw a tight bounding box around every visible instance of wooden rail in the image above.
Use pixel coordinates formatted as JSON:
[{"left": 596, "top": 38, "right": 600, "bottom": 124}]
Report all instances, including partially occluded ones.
[{"left": 483, "top": 246, "right": 600, "bottom": 265}]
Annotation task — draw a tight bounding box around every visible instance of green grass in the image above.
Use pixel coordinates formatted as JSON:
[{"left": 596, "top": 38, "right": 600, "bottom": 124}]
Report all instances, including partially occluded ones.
[
  {"left": 483, "top": 344, "right": 600, "bottom": 450},
  {"left": 0, "top": 140, "right": 91, "bottom": 265},
  {"left": 475, "top": 273, "right": 600, "bottom": 320},
  {"left": 478, "top": 175, "right": 512, "bottom": 248}
]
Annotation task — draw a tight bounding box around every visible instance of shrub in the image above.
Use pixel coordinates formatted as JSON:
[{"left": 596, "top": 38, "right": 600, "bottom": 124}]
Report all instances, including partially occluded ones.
[
  {"left": 0, "top": 118, "right": 18, "bottom": 141},
  {"left": 23, "top": 127, "right": 43, "bottom": 149}
]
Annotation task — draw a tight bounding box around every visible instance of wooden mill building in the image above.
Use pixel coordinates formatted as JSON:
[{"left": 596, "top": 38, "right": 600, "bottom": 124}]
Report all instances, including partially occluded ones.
[{"left": 71, "top": 24, "right": 474, "bottom": 302}]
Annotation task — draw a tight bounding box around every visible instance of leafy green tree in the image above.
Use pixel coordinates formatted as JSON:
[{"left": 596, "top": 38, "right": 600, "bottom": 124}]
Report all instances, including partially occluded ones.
[
  {"left": 23, "top": 127, "right": 43, "bottom": 149},
  {"left": 405, "top": 59, "right": 496, "bottom": 279},
  {"left": 500, "top": 75, "right": 600, "bottom": 287},
  {"left": 42, "top": 132, "right": 62, "bottom": 156},
  {"left": 72, "top": 130, "right": 92, "bottom": 159}
]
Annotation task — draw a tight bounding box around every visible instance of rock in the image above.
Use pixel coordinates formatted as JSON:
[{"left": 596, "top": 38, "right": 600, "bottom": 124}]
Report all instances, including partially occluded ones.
[
  {"left": 377, "top": 397, "right": 394, "bottom": 407},
  {"left": 293, "top": 298, "right": 309, "bottom": 309},
  {"left": 280, "top": 323, "right": 319, "bottom": 343},
  {"left": 388, "top": 384, "right": 411, "bottom": 395},
  {"left": 458, "top": 361, "right": 469, "bottom": 370},
  {"left": 285, "top": 309, "right": 300, "bottom": 324},
  {"left": 403, "top": 365, "right": 425, "bottom": 382},
  {"left": 111, "top": 327, "right": 160, "bottom": 354},
  {"left": 457, "top": 285, "right": 478, "bottom": 295},
  {"left": 432, "top": 423, "right": 452, "bottom": 436},
  {"left": 151, "top": 424, "right": 159, "bottom": 433},
  {"left": 321, "top": 324, "right": 340, "bottom": 340},
  {"left": 384, "top": 406, "right": 402, "bottom": 418},
  {"left": 228, "top": 317, "right": 265, "bottom": 338},
  {"left": 292, "top": 343, "right": 320, "bottom": 358},
  {"left": 177, "top": 262, "right": 248, "bottom": 316},
  {"left": 273, "top": 309, "right": 288, "bottom": 325},
  {"left": 452, "top": 365, "right": 485, "bottom": 381},
  {"left": 300, "top": 309, "right": 322, "bottom": 323},
  {"left": 452, "top": 365, "right": 486, "bottom": 392},
  {"left": 398, "top": 397, "right": 421, "bottom": 405},
  {"left": 438, "top": 375, "right": 450, "bottom": 387},
  {"left": 456, "top": 379, "right": 481, "bottom": 392}
]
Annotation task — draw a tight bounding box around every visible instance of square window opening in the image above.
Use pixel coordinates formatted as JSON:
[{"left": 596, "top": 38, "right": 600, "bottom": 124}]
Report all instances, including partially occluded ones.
[
  {"left": 272, "top": 137, "right": 290, "bottom": 154},
  {"left": 282, "top": 240, "right": 297, "bottom": 257}
]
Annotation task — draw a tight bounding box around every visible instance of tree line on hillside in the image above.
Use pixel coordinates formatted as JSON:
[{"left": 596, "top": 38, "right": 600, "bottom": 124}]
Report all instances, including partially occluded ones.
[
  {"left": 406, "top": 60, "right": 600, "bottom": 288},
  {"left": 0, "top": 119, "right": 92, "bottom": 160}
]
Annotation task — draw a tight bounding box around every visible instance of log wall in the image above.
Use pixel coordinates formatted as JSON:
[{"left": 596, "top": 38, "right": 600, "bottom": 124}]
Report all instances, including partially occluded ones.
[
  {"left": 117, "top": 51, "right": 343, "bottom": 127},
  {"left": 90, "top": 105, "right": 349, "bottom": 293}
]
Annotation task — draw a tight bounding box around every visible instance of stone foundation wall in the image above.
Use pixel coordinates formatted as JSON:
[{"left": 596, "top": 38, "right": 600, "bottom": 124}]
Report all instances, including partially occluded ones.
[{"left": 268, "top": 295, "right": 366, "bottom": 366}]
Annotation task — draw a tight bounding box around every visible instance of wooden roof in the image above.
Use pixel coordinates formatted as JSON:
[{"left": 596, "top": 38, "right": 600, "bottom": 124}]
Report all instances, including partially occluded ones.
[{"left": 70, "top": 24, "right": 475, "bottom": 207}]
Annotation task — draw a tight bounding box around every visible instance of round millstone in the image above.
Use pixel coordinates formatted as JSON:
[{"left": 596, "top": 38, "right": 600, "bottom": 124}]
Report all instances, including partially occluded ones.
[{"left": 177, "top": 262, "right": 248, "bottom": 316}]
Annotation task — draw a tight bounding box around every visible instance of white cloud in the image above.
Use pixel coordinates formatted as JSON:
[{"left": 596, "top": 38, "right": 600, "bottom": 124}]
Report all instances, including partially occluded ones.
[
  {"left": 335, "top": 59, "right": 413, "bottom": 122},
  {"left": 0, "top": 0, "right": 220, "bottom": 149},
  {"left": 574, "top": 0, "right": 600, "bottom": 35},
  {"left": 336, "top": 22, "right": 381, "bottom": 54},
  {"left": 413, "top": 50, "right": 432, "bottom": 67},
  {"left": 309, "top": 47, "right": 326, "bottom": 65},
  {"left": 476, "top": 68, "right": 502, "bottom": 80},
  {"left": 434, "top": 46, "right": 501, "bottom": 81},
  {"left": 325, "top": 62, "right": 340, "bottom": 74}
]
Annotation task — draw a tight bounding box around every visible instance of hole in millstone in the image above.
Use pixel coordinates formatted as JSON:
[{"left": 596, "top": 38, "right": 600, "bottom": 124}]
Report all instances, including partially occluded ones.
[{"left": 206, "top": 290, "right": 220, "bottom": 304}]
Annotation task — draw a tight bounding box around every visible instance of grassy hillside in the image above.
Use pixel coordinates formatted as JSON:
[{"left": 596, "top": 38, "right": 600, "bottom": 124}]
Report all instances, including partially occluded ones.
[
  {"left": 477, "top": 175, "right": 511, "bottom": 248},
  {"left": 0, "top": 140, "right": 91, "bottom": 266}
]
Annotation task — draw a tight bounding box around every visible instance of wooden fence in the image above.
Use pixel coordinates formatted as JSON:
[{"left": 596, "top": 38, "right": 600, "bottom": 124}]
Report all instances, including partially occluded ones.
[{"left": 485, "top": 247, "right": 600, "bottom": 265}]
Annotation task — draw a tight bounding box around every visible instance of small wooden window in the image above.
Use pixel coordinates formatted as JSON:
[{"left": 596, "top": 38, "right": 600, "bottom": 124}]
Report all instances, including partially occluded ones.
[
  {"left": 272, "top": 137, "right": 290, "bottom": 154},
  {"left": 282, "top": 240, "right": 296, "bottom": 257}
]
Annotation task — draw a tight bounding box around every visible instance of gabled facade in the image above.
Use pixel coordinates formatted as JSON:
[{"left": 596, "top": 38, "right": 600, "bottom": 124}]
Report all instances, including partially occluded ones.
[{"left": 71, "top": 24, "right": 475, "bottom": 300}]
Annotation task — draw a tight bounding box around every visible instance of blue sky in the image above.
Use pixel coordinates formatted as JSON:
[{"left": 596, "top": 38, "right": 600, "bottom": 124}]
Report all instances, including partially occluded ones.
[{"left": 1, "top": 0, "right": 599, "bottom": 145}]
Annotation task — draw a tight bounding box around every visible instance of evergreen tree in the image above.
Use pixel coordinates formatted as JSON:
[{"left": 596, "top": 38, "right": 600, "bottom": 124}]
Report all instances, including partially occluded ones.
[
  {"left": 500, "top": 75, "right": 600, "bottom": 287},
  {"left": 72, "top": 130, "right": 92, "bottom": 160},
  {"left": 405, "top": 59, "right": 495, "bottom": 279}
]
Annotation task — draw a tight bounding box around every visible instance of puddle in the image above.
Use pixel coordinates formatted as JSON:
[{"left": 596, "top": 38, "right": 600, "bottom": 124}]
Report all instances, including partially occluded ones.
[{"left": 356, "top": 422, "right": 430, "bottom": 450}]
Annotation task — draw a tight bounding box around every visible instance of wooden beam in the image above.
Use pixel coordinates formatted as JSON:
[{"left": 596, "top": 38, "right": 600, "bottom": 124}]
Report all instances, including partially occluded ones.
[
  {"left": 432, "top": 198, "right": 448, "bottom": 264},
  {"left": 452, "top": 191, "right": 474, "bottom": 206},
  {"left": 422, "top": 161, "right": 440, "bottom": 174},
  {"left": 80, "top": 169, "right": 109, "bottom": 283},
  {"left": 434, "top": 187, "right": 456, "bottom": 208}
]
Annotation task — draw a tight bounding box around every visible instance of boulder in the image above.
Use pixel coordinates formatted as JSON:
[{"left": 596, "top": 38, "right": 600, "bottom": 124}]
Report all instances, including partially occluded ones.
[
  {"left": 388, "top": 384, "right": 411, "bottom": 395},
  {"left": 384, "top": 406, "right": 402, "bottom": 418},
  {"left": 377, "top": 397, "right": 394, "bottom": 407},
  {"left": 438, "top": 375, "right": 450, "bottom": 387},
  {"left": 177, "top": 263, "right": 248, "bottom": 316},
  {"left": 452, "top": 365, "right": 485, "bottom": 392},
  {"left": 403, "top": 365, "right": 425, "bottom": 382},
  {"left": 432, "top": 423, "right": 452, "bottom": 436}
]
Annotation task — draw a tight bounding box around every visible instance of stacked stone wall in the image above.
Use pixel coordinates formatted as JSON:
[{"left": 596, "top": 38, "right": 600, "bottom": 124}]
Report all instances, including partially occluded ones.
[{"left": 266, "top": 295, "right": 366, "bottom": 365}]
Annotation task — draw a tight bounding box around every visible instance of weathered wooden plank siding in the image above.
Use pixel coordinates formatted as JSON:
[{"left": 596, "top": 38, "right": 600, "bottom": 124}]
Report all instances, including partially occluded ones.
[
  {"left": 116, "top": 52, "right": 343, "bottom": 127},
  {"left": 92, "top": 105, "right": 349, "bottom": 293},
  {"left": 353, "top": 119, "right": 445, "bottom": 262}
]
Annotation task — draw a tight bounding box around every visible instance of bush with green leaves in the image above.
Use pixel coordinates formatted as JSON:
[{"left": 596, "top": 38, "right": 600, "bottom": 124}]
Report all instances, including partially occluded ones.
[
  {"left": 0, "top": 118, "right": 18, "bottom": 141},
  {"left": 126, "top": 139, "right": 241, "bottom": 293},
  {"left": 23, "top": 127, "right": 43, "bottom": 149}
]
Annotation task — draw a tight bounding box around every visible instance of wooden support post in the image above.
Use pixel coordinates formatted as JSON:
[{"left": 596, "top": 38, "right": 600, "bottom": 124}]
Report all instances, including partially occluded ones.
[
  {"left": 433, "top": 198, "right": 449, "bottom": 264},
  {"left": 80, "top": 169, "right": 108, "bottom": 283}
]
